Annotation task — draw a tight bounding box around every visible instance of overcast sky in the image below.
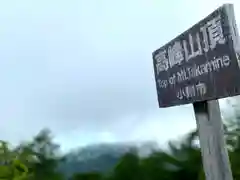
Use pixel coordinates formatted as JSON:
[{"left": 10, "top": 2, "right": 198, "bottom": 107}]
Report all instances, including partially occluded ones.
[{"left": 0, "top": 0, "right": 239, "bottom": 152}]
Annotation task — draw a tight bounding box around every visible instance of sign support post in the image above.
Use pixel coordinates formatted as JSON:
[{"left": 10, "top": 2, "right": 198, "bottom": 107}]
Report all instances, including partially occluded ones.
[{"left": 193, "top": 100, "right": 233, "bottom": 180}]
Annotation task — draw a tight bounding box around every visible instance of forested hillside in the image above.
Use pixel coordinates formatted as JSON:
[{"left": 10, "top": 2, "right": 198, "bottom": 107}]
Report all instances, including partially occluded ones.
[{"left": 1, "top": 102, "right": 240, "bottom": 180}]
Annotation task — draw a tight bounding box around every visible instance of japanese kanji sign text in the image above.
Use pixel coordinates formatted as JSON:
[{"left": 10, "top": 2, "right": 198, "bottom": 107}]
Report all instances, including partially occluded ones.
[{"left": 153, "top": 4, "right": 240, "bottom": 107}]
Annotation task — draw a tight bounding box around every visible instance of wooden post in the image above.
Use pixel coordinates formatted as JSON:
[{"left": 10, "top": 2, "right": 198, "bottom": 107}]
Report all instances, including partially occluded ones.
[{"left": 193, "top": 100, "right": 233, "bottom": 180}]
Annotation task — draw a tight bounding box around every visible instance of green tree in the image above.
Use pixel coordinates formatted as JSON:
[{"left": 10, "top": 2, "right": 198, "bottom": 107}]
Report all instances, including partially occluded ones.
[
  {"left": 112, "top": 149, "right": 142, "bottom": 180},
  {"left": 140, "top": 130, "right": 202, "bottom": 180},
  {"left": 16, "top": 129, "right": 64, "bottom": 180},
  {"left": 71, "top": 172, "right": 103, "bottom": 180},
  {"left": 223, "top": 100, "right": 240, "bottom": 179},
  {"left": 0, "top": 140, "right": 31, "bottom": 180}
]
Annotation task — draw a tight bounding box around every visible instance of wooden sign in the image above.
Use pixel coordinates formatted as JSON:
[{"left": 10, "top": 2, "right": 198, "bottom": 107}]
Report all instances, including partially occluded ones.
[{"left": 153, "top": 4, "right": 240, "bottom": 108}]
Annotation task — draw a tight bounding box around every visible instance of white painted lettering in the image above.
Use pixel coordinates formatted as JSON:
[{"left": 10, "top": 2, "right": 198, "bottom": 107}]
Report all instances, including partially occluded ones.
[
  {"left": 168, "top": 74, "right": 176, "bottom": 85},
  {"left": 158, "top": 79, "right": 168, "bottom": 89},
  {"left": 183, "top": 40, "right": 190, "bottom": 62},
  {"left": 196, "top": 32, "right": 203, "bottom": 56},
  {"left": 174, "top": 55, "right": 230, "bottom": 84},
  {"left": 185, "top": 85, "right": 196, "bottom": 98},
  {"left": 155, "top": 50, "right": 169, "bottom": 74},
  {"left": 177, "top": 69, "right": 188, "bottom": 82},
  {"left": 176, "top": 88, "right": 186, "bottom": 99},
  {"left": 223, "top": 55, "right": 230, "bottom": 66},
  {"left": 187, "top": 67, "right": 195, "bottom": 78},
  {"left": 211, "top": 57, "right": 220, "bottom": 70},
  {"left": 195, "top": 65, "right": 203, "bottom": 76},
  {"left": 207, "top": 15, "right": 226, "bottom": 50},
  {"left": 183, "top": 33, "right": 204, "bottom": 62},
  {"left": 205, "top": 62, "right": 213, "bottom": 73},
  {"left": 196, "top": 82, "right": 207, "bottom": 96},
  {"left": 168, "top": 41, "right": 185, "bottom": 68},
  {"left": 188, "top": 34, "right": 195, "bottom": 60},
  {"left": 176, "top": 85, "right": 197, "bottom": 99},
  {"left": 200, "top": 25, "right": 210, "bottom": 53}
]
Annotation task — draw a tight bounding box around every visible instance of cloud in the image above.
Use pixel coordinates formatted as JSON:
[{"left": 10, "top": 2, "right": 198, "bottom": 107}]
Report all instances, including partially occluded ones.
[{"left": 0, "top": 0, "right": 238, "bottom": 148}]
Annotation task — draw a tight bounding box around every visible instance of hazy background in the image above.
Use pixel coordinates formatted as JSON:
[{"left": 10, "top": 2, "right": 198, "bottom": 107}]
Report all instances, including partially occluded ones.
[{"left": 0, "top": 0, "right": 238, "bottom": 152}]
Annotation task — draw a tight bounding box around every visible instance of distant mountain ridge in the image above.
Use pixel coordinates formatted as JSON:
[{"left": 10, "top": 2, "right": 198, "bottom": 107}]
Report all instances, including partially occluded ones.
[{"left": 59, "top": 141, "right": 159, "bottom": 177}]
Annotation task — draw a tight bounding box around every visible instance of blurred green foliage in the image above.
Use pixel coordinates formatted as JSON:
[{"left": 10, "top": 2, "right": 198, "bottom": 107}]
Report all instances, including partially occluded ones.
[{"left": 1, "top": 103, "right": 240, "bottom": 180}]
